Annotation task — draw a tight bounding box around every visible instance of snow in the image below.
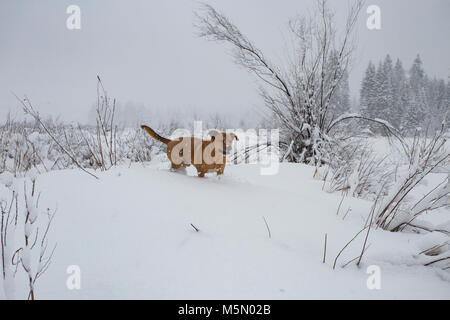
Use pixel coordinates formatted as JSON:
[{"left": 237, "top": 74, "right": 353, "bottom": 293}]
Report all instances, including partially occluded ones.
[
  {"left": 0, "top": 172, "right": 14, "bottom": 188},
  {"left": 415, "top": 232, "right": 448, "bottom": 255},
  {"left": 1, "top": 160, "right": 448, "bottom": 299}
]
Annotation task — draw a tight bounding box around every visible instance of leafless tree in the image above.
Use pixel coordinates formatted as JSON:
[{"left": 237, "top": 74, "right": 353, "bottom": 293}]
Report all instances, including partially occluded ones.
[{"left": 196, "top": 0, "right": 364, "bottom": 164}]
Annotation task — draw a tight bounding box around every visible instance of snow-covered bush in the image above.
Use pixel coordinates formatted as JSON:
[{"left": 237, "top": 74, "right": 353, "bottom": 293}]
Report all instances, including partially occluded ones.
[
  {"left": 374, "top": 125, "right": 449, "bottom": 232},
  {"left": 320, "top": 137, "right": 392, "bottom": 199},
  {"left": 1, "top": 172, "right": 56, "bottom": 300},
  {"left": 1, "top": 175, "right": 17, "bottom": 299},
  {"left": 0, "top": 108, "right": 165, "bottom": 178},
  {"left": 0, "top": 117, "right": 56, "bottom": 176},
  {"left": 20, "top": 176, "right": 56, "bottom": 300}
]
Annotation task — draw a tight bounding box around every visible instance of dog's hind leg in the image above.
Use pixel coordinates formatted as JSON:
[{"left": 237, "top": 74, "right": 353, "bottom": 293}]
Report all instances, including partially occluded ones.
[
  {"left": 170, "top": 163, "right": 189, "bottom": 175},
  {"left": 192, "top": 164, "right": 205, "bottom": 177},
  {"left": 194, "top": 166, "right": 206, "bottom": 178},
  {"left": 170, "top": 163, "right": 182, "bottom": 171}
]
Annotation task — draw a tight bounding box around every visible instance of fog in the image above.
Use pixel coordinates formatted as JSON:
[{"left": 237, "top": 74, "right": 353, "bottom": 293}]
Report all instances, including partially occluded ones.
[{"left": 1, "top": 0, "right": 449, "bottom": 123}]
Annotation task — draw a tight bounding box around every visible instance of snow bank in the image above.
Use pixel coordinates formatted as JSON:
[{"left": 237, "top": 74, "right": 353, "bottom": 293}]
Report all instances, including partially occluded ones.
[{"left": 1, "top": 161, "right": 447, "bottom": 299}]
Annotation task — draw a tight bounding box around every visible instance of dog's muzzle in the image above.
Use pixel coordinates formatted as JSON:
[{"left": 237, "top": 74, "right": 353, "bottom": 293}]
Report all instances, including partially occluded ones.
[{"left": 219, "top": 146, "right": 233, "bottom": 155}]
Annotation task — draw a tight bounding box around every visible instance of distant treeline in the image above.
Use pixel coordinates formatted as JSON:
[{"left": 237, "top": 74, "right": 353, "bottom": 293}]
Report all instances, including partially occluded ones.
[{"left": 360, "top": 54, "right": 449, "bottom": 133}]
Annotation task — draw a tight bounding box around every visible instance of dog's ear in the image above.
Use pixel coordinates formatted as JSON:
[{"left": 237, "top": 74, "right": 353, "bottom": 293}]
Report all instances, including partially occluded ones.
[
  {"left": 208, "top": 130, "right": 220, "bottom": 141},
  {"left": 227, "top": 133, "right": 239, "bottom": 142}
]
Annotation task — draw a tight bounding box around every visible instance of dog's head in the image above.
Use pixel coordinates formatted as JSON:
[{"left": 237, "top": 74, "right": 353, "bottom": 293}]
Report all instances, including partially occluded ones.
[{"left": 208, "top": 130, "right": 238, "bottom": 155}]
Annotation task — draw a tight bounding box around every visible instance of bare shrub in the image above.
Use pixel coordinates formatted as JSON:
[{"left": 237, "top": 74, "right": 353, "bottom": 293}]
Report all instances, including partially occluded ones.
[
  {"left": 321, "top": 137, "right": 391, "bottom": 199},
  {"left": 78, "top": 76, "right": 119, "bottom": 171},
  {"left": 0, "top": 116, "right": 53, "bottom": 176},
  {"left": 18, "top": 178, "right": 56, "bottom": 300},
  {"left": 1, "top": 185, "right": 18, "bottom": 299},
  {"left": 1, "top": 175, "right": 56, "bottom": 299},
  {"left": 374, "top": 124, "right": 449, "bottom": 232},
  {"left": 7, "top": 76, "right": 163, "bottom": 177}
]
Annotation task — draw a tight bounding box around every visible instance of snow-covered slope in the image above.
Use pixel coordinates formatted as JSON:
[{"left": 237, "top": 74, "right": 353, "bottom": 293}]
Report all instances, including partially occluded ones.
[{"left": 2, "top": 161, "right": 449, "bottom": 299}]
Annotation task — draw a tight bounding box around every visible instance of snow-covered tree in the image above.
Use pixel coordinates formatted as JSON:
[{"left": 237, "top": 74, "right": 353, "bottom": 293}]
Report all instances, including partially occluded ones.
[
  {"left": 391, "top": 59, "right": 408, "bottom": 129},
  {"left": 376, "top": 56, "right": 395, "bottom": 124},
  {"left": 325, "top": 50, "right": 351, "bottom": 126},
  {"left": 196, "top": 0, "right": 364, "bottom": 164},
  {"left": 360, "top": 62, "right": 377, "bottom": 120},
  {"left": 404, "top": 55, "right": 428, "bottom": 131},
  {"left": 361, "top": 56, "right": 396, "bottom": 134},
  {"left": 360, "top": 54, "right": 448, "bottom": 134},
  {"left": 426, "top": 78, "right": 448, "bottom": 131}
]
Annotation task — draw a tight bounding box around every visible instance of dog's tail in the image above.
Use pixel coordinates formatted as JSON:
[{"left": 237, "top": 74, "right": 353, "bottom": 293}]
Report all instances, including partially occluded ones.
[{"left": 141, "top": 125, "right": 171, "bottom": 145}]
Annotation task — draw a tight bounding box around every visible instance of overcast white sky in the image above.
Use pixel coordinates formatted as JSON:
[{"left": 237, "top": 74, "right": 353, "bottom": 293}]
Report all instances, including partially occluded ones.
[{"left": 1, "top": 0, "right": 449, "bottom": 123}]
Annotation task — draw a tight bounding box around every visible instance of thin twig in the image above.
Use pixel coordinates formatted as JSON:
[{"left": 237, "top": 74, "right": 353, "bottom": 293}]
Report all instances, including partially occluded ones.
[
  {"left": 14, "top": 94, "right": 99, "bottom": 180},
  {"left": 424, "top": 256, "right": 450, "bottom": 266},
  {"left": 323, "top": 233, "right": 327, "bottom": 264},
  {"left": 262, "top": 216, "right": 271, "bottom": 239},
  {"left": 333, "top": 226, "right": 368, "bottom": 270}
]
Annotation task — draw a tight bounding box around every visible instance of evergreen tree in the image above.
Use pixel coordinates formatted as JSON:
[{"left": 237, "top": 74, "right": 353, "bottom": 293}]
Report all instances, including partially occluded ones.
[
  {"left": 409, "top": 55, "right": 425, "bottom": 90},
  {"left": 368, "top": 56, "right": 395, "bottom": 133},
  {"left": 324, "top": 50, "right": 351, "bottom": 125},
  {"left": 360, "top": 61, "right": 377, "bottom": 119},
  {"left": 380, "top": 55, "right": 395, "bottom": 121},
  {"left": 426, "top": 78, "right": 447, "bottom": 130},
  {"left": 405, "top": 55, "right": 428, "bottom": 131},
  {"left": 446, "top": 76, "right": 450, "bottom": 115},
  {"left": 359, "top": 54, "right": 448, "bottom": 135},
  {"left": 391, "top": 59, "right": 408, "bottom": 129}
]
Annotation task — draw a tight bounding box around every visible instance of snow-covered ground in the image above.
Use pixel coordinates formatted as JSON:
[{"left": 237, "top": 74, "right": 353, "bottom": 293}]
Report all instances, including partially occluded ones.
[{"left": 1, "top": 158, "right": 448, "bottom": 299}]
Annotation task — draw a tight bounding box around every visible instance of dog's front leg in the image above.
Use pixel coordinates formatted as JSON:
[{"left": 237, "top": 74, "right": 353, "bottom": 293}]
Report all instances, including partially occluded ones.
[
  {"left": 197, "top": 171, "right": 205, "bottom": 178},
  {"left": 194, "top": 165, "right": 206, "bottom": 177}
]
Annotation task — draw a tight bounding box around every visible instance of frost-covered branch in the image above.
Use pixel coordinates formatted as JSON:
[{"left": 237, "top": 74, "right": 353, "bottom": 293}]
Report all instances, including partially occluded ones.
[
  {"left": 14, "top": 94, "right": 99, "bottom": 180},
  {"left": 196, "top": 0, "right": 364, "bottom": 165}
]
